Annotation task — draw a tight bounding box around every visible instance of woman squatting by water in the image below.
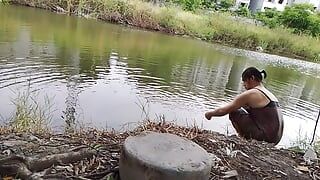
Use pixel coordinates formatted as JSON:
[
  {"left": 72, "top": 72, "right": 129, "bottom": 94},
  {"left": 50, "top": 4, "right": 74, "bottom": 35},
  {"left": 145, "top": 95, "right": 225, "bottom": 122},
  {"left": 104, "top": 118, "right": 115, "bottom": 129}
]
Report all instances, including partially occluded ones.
[{"left": 205, "top": 67, "right": 283, "bottom": 145}]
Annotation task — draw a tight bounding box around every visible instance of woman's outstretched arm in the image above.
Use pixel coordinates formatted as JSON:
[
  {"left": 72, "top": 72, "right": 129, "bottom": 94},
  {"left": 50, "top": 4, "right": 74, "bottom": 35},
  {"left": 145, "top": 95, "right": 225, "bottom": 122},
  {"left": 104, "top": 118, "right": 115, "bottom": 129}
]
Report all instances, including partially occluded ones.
[{"left": 205, "top": 91, "right": 250, "bottom": 120}]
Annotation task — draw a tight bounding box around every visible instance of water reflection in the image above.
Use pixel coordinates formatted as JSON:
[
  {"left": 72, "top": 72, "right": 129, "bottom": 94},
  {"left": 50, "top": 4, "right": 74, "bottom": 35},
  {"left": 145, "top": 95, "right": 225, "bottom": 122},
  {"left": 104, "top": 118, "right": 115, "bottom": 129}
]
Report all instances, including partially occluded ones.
[{"left": 0, "top": 5, "right": 320, "bottom": 147}]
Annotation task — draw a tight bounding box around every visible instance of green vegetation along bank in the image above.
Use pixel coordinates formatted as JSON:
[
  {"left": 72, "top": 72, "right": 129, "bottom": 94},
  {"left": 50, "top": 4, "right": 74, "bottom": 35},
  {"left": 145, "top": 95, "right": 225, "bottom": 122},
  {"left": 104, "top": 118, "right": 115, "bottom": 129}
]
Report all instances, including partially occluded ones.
[{"left": 4, "top": 0, "right": 320, "bottom": 62}]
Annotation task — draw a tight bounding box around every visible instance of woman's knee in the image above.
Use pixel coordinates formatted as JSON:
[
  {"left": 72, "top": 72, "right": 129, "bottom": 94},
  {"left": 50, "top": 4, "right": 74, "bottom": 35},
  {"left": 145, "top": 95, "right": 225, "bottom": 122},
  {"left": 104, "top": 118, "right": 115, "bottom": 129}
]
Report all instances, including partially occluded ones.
[{"left": 229, "top": 108, "right": 244, "bottom": 120}]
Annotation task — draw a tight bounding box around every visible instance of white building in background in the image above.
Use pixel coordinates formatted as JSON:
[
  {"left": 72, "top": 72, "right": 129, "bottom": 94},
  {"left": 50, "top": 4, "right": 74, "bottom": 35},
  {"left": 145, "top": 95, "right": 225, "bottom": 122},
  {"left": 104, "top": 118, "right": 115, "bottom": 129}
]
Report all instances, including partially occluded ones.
[
  {"left": 288, "top": 0, "right": 320, "bottom": 10},
  {"left": 235, "top": 0, "right": 320, "bottom": 12},
  {"left": 234, "top": 0, "right": 250, "bottom": 8},
  {"left": 263, "top": 0, "right": 288, "bottom": 11},
  {"left": 235, "top": 0, "right": 287, "bottom": 12}
]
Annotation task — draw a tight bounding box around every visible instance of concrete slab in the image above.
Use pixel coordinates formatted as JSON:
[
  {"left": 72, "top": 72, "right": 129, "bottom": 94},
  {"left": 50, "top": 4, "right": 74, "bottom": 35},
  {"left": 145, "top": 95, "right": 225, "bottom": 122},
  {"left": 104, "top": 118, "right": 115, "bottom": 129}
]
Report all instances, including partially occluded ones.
[{"left": 120, "top": 131, "right": 212, "bottom": 180}]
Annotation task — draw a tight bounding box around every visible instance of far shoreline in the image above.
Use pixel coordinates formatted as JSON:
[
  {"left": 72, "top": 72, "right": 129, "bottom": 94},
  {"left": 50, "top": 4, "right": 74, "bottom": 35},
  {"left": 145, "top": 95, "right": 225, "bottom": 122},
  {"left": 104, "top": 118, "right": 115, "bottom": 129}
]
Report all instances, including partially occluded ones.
[{"left": 4, "top": 0, "right": 320, "bottom": 62}]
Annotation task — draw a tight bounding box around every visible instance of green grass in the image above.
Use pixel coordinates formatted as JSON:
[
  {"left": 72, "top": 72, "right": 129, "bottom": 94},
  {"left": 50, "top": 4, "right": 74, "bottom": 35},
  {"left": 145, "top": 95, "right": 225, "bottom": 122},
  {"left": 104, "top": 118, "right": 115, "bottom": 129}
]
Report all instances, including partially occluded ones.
[
  {"left": 7, "top": 0, "right": 320, "bottom": 62},
  {"left": 8, "top": 87, "right": 54, "bottom": 134},
  {"left": 0, "top": 0, "right": 10, "bottom": 4}
]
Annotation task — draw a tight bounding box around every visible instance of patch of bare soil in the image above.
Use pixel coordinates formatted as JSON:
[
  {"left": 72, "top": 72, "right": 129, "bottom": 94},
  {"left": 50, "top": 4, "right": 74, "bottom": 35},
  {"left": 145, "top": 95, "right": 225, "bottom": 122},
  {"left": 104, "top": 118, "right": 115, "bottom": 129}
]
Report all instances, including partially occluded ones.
[{"left": 0, "top": 121, "right": 318, "bottom": 179}]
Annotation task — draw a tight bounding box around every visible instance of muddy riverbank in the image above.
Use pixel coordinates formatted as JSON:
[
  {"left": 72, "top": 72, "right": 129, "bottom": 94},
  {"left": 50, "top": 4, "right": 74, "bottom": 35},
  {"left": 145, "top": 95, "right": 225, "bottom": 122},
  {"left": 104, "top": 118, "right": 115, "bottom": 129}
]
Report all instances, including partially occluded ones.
[{"left": 0, "top": 121, "right": 317, "bottom": 179}]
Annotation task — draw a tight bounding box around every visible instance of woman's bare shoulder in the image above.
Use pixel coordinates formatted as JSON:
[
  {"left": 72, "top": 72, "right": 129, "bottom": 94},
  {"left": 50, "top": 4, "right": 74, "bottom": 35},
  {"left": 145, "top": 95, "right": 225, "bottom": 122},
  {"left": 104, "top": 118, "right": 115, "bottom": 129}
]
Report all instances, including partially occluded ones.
[
  {"left": 255, "top": 87, "right": 279, "bottom": 101},
  {"left": 236, "top": 89, "right": 257, "bottom": 99}
]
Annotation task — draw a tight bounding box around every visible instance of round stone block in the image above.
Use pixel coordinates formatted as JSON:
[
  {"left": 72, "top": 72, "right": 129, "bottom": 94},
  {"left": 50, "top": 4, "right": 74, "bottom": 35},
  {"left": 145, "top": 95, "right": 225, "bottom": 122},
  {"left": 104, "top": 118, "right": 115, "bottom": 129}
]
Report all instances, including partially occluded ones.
[{"left": 119, "top": 131, "right": 212, "bottom": 180}]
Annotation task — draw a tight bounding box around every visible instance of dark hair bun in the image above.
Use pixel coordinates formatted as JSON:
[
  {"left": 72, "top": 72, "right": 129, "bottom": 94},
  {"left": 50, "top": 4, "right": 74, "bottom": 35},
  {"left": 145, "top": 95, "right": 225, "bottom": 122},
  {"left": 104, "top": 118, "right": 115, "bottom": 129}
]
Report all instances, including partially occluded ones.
[
  {"left": 261, "top": 70, "right": 267, "bottom": 79},
  {"left": 242, "top": 67, "right": 266, "bottom": 82}
]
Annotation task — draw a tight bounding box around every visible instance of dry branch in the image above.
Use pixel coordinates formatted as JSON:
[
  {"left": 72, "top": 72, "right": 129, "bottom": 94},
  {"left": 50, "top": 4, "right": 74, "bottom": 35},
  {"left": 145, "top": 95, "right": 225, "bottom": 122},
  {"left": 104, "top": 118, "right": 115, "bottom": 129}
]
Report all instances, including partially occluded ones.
[{"left": 0, "top": 148, "right": 96, "bottom": 179}]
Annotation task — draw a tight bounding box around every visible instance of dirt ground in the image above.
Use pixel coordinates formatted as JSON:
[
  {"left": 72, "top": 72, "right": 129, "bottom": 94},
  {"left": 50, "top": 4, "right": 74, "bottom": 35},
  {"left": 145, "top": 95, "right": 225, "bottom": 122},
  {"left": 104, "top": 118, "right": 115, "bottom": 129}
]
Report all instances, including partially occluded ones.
[{"left": 0, "top": 121, "right": 318, "bottom": 180}]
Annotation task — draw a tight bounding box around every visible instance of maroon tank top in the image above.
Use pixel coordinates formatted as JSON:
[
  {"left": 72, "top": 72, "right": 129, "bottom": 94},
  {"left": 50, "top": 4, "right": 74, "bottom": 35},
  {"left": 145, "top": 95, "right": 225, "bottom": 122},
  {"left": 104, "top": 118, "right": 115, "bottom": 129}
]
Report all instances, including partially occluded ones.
[{"left": 247, "top": 88, "right": 284, "bottom": 144}]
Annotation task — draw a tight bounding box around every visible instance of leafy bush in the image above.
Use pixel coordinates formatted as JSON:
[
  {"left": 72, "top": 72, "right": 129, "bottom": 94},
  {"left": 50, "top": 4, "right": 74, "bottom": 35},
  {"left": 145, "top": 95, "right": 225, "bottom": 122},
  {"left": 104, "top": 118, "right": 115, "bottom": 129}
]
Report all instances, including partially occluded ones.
[
  {"left": 219, "top": 0, "right": 234, "bottom": 10},
  {"left": 171, "top": 0, "right": 203, "bottom": 11},
  {"left": 255, "top": 8, "right": 281, "bottom": 28},
  {"left": 167, "top": 0, "right": 235, "bottom": 11},
  {"left": 236, "top": 6, "right": 250, "bottom": 17},
  {"left": 253, "top": 4, "right": 320, "bottom": 36},
  {"left": 201, "top": 0, "right": 216, "bottom": 9},
  {"left": 307, "top": 15, "right": 320, "bottom": 37},
  {"left": 281, "top": 3, "right": 320, "bottom": 36}
]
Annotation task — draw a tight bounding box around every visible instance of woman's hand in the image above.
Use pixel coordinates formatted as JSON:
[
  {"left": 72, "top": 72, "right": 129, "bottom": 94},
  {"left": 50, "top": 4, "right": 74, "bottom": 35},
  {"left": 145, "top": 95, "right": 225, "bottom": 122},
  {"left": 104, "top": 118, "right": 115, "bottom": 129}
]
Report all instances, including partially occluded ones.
[
  {"left": 205, "top": 111, "right": 213, "bottom": 120},
  {"left": 205, "top": 92, "right": 249, "bottom": 120}
]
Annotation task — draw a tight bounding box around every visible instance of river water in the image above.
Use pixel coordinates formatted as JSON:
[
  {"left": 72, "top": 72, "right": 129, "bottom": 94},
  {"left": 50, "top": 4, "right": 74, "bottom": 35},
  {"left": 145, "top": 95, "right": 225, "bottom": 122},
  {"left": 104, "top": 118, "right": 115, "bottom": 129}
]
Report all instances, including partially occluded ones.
[{"left": 1, "top": 5, "right": 320, "bottom": 147}]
